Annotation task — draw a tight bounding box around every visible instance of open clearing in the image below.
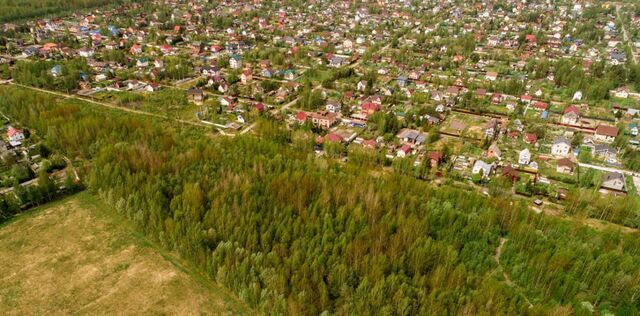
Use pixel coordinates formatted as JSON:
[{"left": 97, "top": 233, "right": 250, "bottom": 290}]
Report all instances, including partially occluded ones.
[{"left": 0, "top": 192, "right": 251, "bottom": 316}]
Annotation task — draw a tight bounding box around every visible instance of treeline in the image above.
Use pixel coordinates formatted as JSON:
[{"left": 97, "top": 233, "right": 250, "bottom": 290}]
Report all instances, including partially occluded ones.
[
  {"left": 12, "top": 59, "right": 90, "bottom": 93},
  {"left": 1, "top": 86, "right": 640, "bottom": 314},
  {"left": 0, "top": 0, "right": 135, "bottom": 23}
]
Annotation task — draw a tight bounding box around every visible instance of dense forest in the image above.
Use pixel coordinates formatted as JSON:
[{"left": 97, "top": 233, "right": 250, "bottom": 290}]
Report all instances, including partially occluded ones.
[
  {"left": 0, "top": 0, "right": 136, "bottom": 23},
  {"left": 0, "top": 86, "right": 639, "bottom": 315}
]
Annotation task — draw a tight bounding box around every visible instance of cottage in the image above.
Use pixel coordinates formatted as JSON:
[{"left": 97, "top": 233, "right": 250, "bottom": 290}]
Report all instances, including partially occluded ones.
[
  {"left": 310, "top": 111, "right": 337, "bottom": 129},
  {"left": 524, "top": 133, "right": 538, "bottom": 145},
  {"left": 593, "top": 144, "right": 618, "bottom": 163},
  {"left": 6, "top": 126, "right": 24, "bottom": 146},
  {"left": 556, "top": 158, "right": 574, "bottom": 174},
  {"left": 551, "top": 137, "right": 571, "bottom": 157},
  {"left": 129, "top": 44, "right": 142, "bottom": 54},
  {"left": 486, "top": 71, "right": 498, "bottom": 81},
  {"left": 240, "top": 69, "right": 253, "bottom": 84},
  {"left": 485, "top": 119, "right": 498, "bottom": 139},
  {"left": 594, "top": 125, "right": 618, "bottom": 143},
  {"left": 472, "top": 160, "right": 493, "bottom": 178},
  {"left": 187, "top": 88, "right": 204, "bottom": 103},
  {"left": 427, "top": 151, "right": 443, "bottom": 168},
  {"left": 601, "top": 172, "right": 625, "bottom": 191},
  {"left": 487, "top": 143, "right": 502, "bottom": 159},
  {"left": 357, "top": 80, "right": 367, "bottom": 92},
  {"left": 397, "top": 144, "right": 412, "bottom": 158},
  {"left": 518, "top": 148, "right": 531, "bottom": 165},
  {"left": 562, "top": 106, "right": 580, "bottom": 125},
  {"left": 229, "top": 55, "right": 242, "bottom": 69},
  {"left": 326, "top": 100, "right": 341, "bottom": 113}
]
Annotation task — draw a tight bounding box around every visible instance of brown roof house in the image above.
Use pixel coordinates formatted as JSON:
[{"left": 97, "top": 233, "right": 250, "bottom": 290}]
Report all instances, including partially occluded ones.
[
  {"left": 594, "top": 125, "right": 618, "bottom": 143},
  {"left": 556, "top": 158, "right": 574, "bottom": 174}
]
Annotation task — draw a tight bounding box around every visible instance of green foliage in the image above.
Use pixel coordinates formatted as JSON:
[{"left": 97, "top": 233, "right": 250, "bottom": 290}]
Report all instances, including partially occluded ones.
[
  {"left": 0, "top": 0, "right": 136, "bottom": 22},
  {"left": 2, "top": 86, "right": 640, "bottom": 314}
]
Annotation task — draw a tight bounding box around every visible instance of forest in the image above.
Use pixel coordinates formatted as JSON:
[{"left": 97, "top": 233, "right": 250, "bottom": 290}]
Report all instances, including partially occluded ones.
[
  {"left": 0, "top": 86, "right": 639, "bottom": 315},
  {"left": 0, "top": 0, "right": 136, "bottom": 23}
]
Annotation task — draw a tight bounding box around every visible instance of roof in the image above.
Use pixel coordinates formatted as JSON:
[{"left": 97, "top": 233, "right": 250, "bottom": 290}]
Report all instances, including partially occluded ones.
[
  {"left": 563, "top": 105, "right": 580, "bottom": 115},
  {"left": 557, "top": 158, "right": 573, "bottom": 168},
  {"left": 595, "top": 125, "right": 619, "bottom": 137},
  {"left": 427, "top": 151, "right": 443, "bottom": 161},
  {"left": 553, "top": 137, "right": 570, "bottom": 145},
  {"left": 7, "top": 127, "right": 22, "bottom": 137},
  {"left": 326, "top": 133, "right": 343, "bottom": 142}
]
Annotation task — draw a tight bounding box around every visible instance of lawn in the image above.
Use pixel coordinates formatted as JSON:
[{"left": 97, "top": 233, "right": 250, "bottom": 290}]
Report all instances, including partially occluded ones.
[{"left": 0, "top": 192, "right": 251, "bottom": 315}]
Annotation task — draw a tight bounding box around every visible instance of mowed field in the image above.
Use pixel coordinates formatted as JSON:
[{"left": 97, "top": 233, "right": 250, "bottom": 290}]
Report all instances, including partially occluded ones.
[{"left": 0, "top": 192, "right": 251, "bottom": 316}]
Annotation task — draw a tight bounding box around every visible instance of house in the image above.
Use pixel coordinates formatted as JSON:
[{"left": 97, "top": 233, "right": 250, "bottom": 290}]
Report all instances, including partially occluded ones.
[
  {"left": 551, "top": 137, "right": 571, "bottom": 157},
  {"left": 187, "top": 88, "right": 204, "bottom": 103},
  {"left": 485, "top": 119, "right": 498, "bottom": 139},
  {"left": 572, "top": 91, "right": 583, "bottom": 101},
  {"left": 78, "top": 48, "right": 94, "bottom": 58},
  {"left": 472, "top": 160, "right": 493, "bottom": 178},
  {"left": 613, "top": 87, "right": 629, "bottom": 99},
  {"left": 219, "top": 96, "right": 234, "bottom": 107},
  {"left": 601, "top": 172, "right": 625, "bottom": 191},
  {"left": 427, "top": 151, "right": 443, "bottom": 168},
  {"left": 360, "top": 102, "right": 379, "bottom": 116},
  {"left": 326, "top": 100, "right": 341, "bottom": 113},
  {"left": 629, "top": 123, "right": 638, "bottom": 136},
  {"left": 556, "top": 158, "right": 574, "bottom": 174},
  {"left": 524, "top": 133, "right": 538, "bottom": 145},
  {"left": 129, "top": 44, "right": 142, "bottom": 54},
  {"left": 520, "top": 94, "right": 533, "bottom": 103},
  {"left": 51, "top": 65, "right": 62, "bottom": 77},
  {"left": 594, "top": 125, "right": 618, "bottom": 143},
  {"left": 486, "top": 71, "right": 498, "bottom": 81},
  {"left": 487, "top": 143, "right": 502, "bottom": 159},
  {"left": 229, "top": 55, "right": 242, "bottom": 69},
  {"left": 7, "top": 126, "right": 24, "bottom": 145},
  {"left": 519, "top": 148, "right": 531, "bottom": 165},
  {"left": 593, "top": 144, "right": 618, "bottom": 163},
  {"left": 357, "top": 80, "right": 367, "bottom": 92},
  {"left": 261, "top": 68, "right": 274, "bottom": 78},
  {"left": 397, "top": 144, "right": 412, "bottom": 158},
  {"left": 329, "top": 56, "right": 344, "bottom": 67},
  {"left": 325, "top": 133, "right": 344, "bottom": 143},
  {"left": 296, "top": 111, "right": 308, "bottom": 124},
  {"left": 397, "top": 129, "right": 427, "bottom": 145},
  {"left": 562, "top": 106, "right": 580, "bottom": 125},
  {"left": 146, "top": 83, "right": 161, "bottom": 92},
  {"left": 283, "top": 69, "right": 296, "bottom": 81},
  {"left": 534, "top": 101, "right": 548, "bottom": 112},
  {"left": 218, "top": 82, "right": 229, "bottom": 93},
  {"left": 240, "top": 69, "right": 253, "bottom": 84},
  {"left": 309, "top": 111, "right": 337, "bottom": 129},
  {"left": 136, "top": 58, "right": 149, "bottom": 68},
  {"left": 502, "top": 165, "right": 519, "bottom": 182}
]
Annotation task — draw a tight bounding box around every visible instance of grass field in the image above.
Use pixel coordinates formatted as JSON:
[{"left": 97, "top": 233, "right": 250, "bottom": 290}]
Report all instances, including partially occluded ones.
[{"left": 0, "top": 192, "right": 251, "bottom": 315}]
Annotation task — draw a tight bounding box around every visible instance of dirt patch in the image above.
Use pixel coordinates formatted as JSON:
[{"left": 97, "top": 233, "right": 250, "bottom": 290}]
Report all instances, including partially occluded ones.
[{"left": 0, "top": 193, "right": 251, "bottom": 316}]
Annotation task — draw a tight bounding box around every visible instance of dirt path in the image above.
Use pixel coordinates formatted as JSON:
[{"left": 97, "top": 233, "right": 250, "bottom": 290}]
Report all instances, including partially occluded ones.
[
  {"left": 9, "top": 82, "right": 209, "bottom": 128},
  {"left": 494, "top": 238, "right": 534, "bottom": 308}
]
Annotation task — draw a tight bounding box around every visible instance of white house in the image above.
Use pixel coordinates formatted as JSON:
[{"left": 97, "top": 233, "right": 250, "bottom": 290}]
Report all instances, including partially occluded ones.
[
  {"left": 472, "top": 160, "right": 493, "bottom": 178},
  {"left": 551, "top": 137, "right": 571, "bottom": 157},
  {"left": 572, "top": 91, "right": 582, "bottom": 101},
  {"left": 518, "top": 148, "right": 531, "bottom": 165}
]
